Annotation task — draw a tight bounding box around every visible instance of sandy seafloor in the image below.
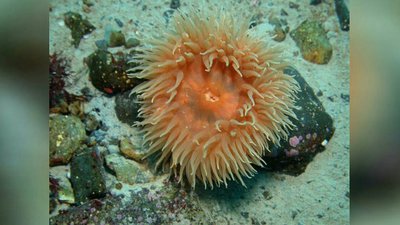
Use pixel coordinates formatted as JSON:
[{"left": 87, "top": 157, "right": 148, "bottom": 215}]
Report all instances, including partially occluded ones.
[{"left": 49, "top": 0, "right": 349, "bottom": 224}]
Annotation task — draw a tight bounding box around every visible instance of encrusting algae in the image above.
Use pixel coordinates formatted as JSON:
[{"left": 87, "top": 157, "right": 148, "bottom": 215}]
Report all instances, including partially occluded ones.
[{"left": 128, "top": 2, "right": 300, "bottom": 189}]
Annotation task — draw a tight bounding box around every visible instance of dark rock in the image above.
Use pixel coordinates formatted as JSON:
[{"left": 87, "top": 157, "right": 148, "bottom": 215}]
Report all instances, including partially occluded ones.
[
  {"left": 115, "top": 91, "right": 141, "bottom": 125},
  {"left": 291, "top": 210, "right": 298, "bottom": 219},
  {"left": 82, "top": 0, "right": 94, "bottom": 7},
  {"left": 334, "top": 0, "right": 350, "bottom": 31},
  {"left": 268, "top": 16, "right": 287, "bottom": 42},
  {"left": 263, "top": 67, "right": 335, "bottom": 175},
  {"left": 105, "top": 153, "right": 152, "bottom": 185},
  {"left": 310, "top": 0, "right": 322, "bottom": 5},
  {"left": 170, "top": 0, "right": 180, "bottom": 9},
  {"left": 251, "top": 217, "right": 261, "bottom": 225},
  {"left": 290, "top": 20, "right": 333, "bottom": 64},
  {"left": 70, "top": 147, "right": 106, "bottom": 204},
  {"left": 289, "top": 1, "right": 300, "bottom": 9},
  {"left": 340, "top": 93, "right": 349, "bottom": 102},
  {"left": 281, "top": 9, "right": 288, "bottom": 16},
  {"left": 49, "top": 115, "right": 87, "bottom": 166},
  {"left": 262, "top": 191, "right": 272, "bottom": 200},
  {"left": 108, "top": 31, "right": 126, "bottom": 47},
  {"left": 249, "top": 13, "right": 264, "bottom": 29},
  {"left": 80, "top": 87, "right": 94, "bottom": 101},
  {"left": 114, "top": 18, "right": 124, "bottom": 28},
  {"left": 85, "top": 49, "right": 140, "bottom": 95},
  {"left": 163, "top": 9, "right": 175, "bottom": 24},
  {"left": 64, "top": 12, "right": 95, "bottom": 47},
  {"left": 125, "top": 38, "right": 140, "bottom": 48}
]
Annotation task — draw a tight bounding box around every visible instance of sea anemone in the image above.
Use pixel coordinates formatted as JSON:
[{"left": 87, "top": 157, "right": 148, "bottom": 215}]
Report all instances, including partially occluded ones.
[{"left": 129, "top": 3, "right": 299, "bottom": 189}]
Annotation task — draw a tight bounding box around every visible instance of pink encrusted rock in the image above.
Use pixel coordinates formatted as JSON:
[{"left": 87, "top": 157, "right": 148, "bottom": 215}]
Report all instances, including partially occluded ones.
[
  {"left": 289, "top": 136, "right": 300, "bottom": 147},
  {"left": 285, "top": 149, "right": 299, "bottom": 157}
]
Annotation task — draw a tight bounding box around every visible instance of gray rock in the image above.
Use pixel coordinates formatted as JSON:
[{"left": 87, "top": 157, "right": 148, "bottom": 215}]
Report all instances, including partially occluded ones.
[
  {"left": 119, "top": 137, "right": 145, "bottom": 162},
  {"left": 125, "top": 38, "right": 140, "bottom": 48},
  {"left": 70, "top": 147, "right": 106, "bottom": 204},
  {"left": 105, "top": 154, "right": 152, "bottom": 185},
  {"left": 49, "top": 115, "right": 86, "bottom": 166}
]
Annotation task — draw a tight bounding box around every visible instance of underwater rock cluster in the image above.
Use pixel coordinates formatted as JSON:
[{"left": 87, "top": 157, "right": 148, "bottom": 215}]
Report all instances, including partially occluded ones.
[{"left": 48, "top": 0, "right": 346, "bottom": 223}]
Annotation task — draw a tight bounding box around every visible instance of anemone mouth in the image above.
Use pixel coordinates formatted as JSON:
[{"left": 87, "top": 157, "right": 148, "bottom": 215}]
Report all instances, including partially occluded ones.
[{"left": 131, "top": 6, "right": 299, "bottom": 189}]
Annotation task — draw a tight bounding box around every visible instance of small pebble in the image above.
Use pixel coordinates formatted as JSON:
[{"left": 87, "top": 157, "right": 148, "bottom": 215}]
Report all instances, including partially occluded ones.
[
  {"left": 262, "top": 191, "right": 273, "bottom": 200},
  {"left": 163, "top": 9, "right": 175, "bottom": 23},
  {"left": 115, "top": 182, "right": 123, "bottom": 190},
  {"left": 95, "top": 39, "right": 108, "bottom": 50},
  {"left": 125, "top": 38, "right": 140, "bottom": 48},
  {"left": 114, "top": 18, "right": 124, "bottom": 27},
  {"left": 289, "top": 1, "right": 299, "bottom": 9},
  {"left": 170, "top": 0, "right": 180, "bottom": 9},
  {"left": 240, "top": 212, "right": 249, "bottom": 219},
  {"left": 340, "top": 93, "right": 350, "bottom": 102}
]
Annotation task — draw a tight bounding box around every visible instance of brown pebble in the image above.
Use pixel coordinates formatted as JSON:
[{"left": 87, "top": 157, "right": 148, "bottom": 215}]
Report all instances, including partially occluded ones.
[
  {"left": 115, "top": 182, "right": 123, "bottom": 190},
  {"left": 263, "top": 191, "right": 273, "bottom": 200}
]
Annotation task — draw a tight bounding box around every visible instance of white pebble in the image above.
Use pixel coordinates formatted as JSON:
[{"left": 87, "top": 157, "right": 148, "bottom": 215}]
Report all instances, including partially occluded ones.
[{"left": 58, "top": 20, "right": 65, "bottom": 27}]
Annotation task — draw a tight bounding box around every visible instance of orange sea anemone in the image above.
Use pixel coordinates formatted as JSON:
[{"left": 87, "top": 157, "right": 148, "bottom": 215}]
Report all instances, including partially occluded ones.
[{"left": 129, "top": 4, "right": 299, "bottom": 189}]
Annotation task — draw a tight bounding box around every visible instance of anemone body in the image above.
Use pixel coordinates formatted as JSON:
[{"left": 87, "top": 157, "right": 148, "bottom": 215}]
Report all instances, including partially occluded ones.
[{"left": 131, "top": 5, "right": 299, "bottom": 188}]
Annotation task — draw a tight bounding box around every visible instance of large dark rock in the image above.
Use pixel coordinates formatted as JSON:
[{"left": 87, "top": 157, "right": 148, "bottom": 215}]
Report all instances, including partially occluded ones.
[
  {"left": 114, "top": 91, "right": 141, "bottom": 125},
  {"left": 85, "top": 49, "right": 140, "bottom": 95},
  {"left": 263, "top": 66, "right": 335, "bottom": 175},
  {"left": 70, "top": 147, "right": 106, "bottom": 204}
]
